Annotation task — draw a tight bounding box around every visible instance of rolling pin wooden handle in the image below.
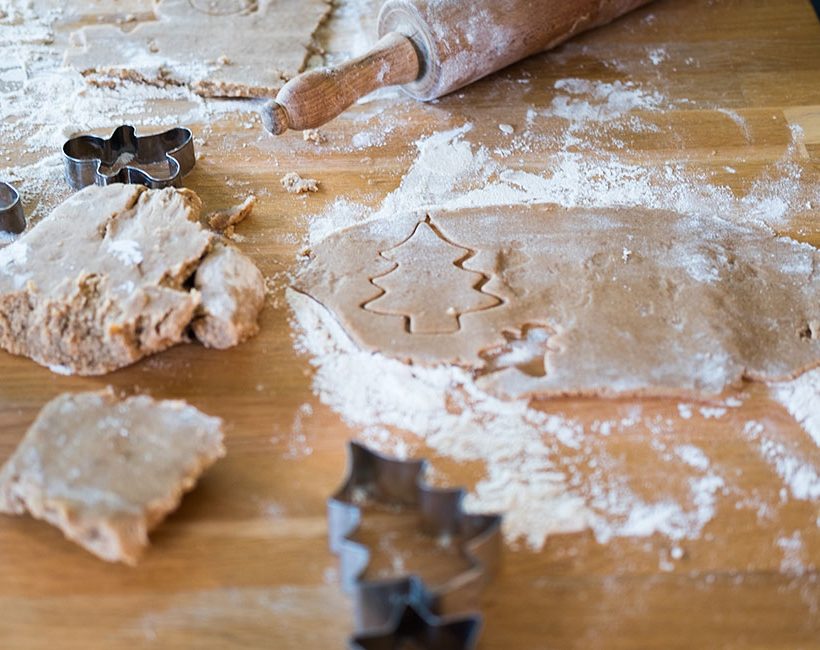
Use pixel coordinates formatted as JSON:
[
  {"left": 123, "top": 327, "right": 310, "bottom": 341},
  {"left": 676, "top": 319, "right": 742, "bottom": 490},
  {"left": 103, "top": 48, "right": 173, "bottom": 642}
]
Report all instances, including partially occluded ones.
[{"left": 262, "top": 32, "right": 421, "bottom": 135}]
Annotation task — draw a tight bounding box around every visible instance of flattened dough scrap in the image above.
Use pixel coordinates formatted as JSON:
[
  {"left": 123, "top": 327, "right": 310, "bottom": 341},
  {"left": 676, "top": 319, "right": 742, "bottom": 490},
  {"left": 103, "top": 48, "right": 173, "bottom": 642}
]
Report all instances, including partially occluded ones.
[
  {"left": 193, "top": 242, "right": 266, "bottom": 349},
  {"left": 0, "top": 183, "right": 265, "bottom": 375},
  {"left": 295, "top": 204, "right": 820, "bottom": 398},
  {"left": 64, "top": 0, "right": 333, "bottom": 97},
  {"left": 0, "top": 389, "right": 225, "bottom": 565}
]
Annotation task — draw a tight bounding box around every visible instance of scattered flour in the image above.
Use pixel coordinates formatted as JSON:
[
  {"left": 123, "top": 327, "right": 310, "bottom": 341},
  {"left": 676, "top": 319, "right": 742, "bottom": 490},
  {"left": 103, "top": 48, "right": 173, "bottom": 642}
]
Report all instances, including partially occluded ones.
[
  {"left": 742, "top": 421, "right": 820, "bottom": 502},
  {"left": 549, "top": 78, "right": 665, "bottom": 123},
  {"left": 675, "top": 445, "right": 711, "bottom": 472},
  {"left": 699, "top": 407, "right": 727, "bottom": 420},
  {"left": 304, "top": 119, "right": 816, "bottom": 250},
  {"left": 5, "top": 0, "right": 817, "bottom": 557},
  {"left": 647, "top": 47, "right": 668, "bottom": 66},
  {"left": 677, "top": 404, "right": 694, "bottom": 420},
  {"left": 777, "top": 531, "right": 810, "bottom": 577},
  {"left": 770, "top": 368, "right": 820, "bottom": 448}
]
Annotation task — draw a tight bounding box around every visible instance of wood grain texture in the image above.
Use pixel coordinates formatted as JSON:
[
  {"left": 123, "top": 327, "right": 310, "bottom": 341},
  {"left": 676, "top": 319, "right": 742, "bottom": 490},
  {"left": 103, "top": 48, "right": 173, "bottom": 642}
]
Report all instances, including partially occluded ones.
[{"left": 1, "top": 1, "right": 819, "bottom": 649}]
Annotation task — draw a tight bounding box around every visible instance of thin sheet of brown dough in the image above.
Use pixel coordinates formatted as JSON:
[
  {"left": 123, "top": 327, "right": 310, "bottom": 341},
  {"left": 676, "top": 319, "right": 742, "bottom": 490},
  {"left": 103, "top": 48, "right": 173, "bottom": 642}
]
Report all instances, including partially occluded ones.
[{"left": 294, "top": 204, "right": 819, "bottom": 398}]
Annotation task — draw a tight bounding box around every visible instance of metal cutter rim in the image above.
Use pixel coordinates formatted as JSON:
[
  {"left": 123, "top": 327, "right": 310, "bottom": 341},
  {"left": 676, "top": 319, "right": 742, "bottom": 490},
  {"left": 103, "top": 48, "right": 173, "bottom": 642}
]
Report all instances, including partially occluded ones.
[{"left": 62, "top": 124, "right": 196, "bottom": 190}]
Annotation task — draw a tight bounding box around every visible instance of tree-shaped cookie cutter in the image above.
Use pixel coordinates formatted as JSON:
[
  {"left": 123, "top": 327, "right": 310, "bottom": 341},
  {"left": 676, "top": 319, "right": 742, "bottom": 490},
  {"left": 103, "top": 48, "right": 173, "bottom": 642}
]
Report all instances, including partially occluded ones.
[
  {"left": 350, "top": 577, "right": 482, "bottom": 649},
  {"left": 0, "top": 181, "right": 25, "bottom": 234},
  {"left": 328, "top": 441, "right": 502, "bottom": 648},
  {"left": 62, "top": 125, "right": 195, "bottom": 190}
]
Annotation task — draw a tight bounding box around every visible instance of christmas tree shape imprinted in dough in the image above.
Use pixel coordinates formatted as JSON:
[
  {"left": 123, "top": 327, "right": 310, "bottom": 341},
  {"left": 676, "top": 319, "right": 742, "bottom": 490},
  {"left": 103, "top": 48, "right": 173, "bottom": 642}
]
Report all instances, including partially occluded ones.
[{"left": 364, "top": 220, "right": 501, "bottom": 334}]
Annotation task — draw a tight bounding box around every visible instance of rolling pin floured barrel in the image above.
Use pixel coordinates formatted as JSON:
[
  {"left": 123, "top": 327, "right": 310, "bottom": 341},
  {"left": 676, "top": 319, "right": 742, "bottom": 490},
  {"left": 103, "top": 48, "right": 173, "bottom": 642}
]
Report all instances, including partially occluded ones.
[{"left": 263, "top": 0, "right": 654, "bottom": 135}]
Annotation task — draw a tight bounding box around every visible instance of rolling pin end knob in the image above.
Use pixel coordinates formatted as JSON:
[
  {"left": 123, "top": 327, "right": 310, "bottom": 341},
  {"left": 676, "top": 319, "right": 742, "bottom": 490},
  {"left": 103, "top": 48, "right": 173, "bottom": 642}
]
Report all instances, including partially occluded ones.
[{"left": 261, "top": 100, "right": 290, "bottom": 136}]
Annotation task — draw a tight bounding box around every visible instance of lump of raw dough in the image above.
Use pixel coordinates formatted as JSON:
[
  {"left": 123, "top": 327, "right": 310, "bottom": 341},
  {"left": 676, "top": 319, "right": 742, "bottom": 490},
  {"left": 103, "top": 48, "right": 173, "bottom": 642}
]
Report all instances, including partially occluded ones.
[
  {"left": 0, "top": 183, "right": 266, "bottom": 375},
  {"left": 64, "top": 0, "right": 333, "bottom": 98},
  {"left": 281, "top": 172, "right": 319, "bottom": 194},
  {"left": 0, "top": 389, "right": 225, "bottom": 565},
  {"left": 0, "top": 184, "right": 210, "bottom": 375},
  {"left": 192, "top": 243, "right": 265, "bottom": 349}
]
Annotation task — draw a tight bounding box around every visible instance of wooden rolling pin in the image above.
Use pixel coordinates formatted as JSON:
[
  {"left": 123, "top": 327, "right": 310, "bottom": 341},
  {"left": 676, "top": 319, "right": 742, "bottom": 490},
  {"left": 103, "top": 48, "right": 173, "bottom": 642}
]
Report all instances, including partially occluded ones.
[{"left": 262, "top": 0, "right": 654, "bottom": 135}]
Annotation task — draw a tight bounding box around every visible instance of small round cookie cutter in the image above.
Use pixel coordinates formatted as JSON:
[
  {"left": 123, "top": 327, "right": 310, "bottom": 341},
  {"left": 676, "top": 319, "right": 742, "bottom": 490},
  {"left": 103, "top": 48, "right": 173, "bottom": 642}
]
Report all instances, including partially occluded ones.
[{"left": 0, "top": 182, "right": 25, "bottom": 235}]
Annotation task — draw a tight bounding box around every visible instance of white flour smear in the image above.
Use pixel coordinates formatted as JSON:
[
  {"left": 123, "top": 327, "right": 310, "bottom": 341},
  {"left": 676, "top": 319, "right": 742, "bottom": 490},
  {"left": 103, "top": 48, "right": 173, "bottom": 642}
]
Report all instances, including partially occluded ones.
[{"left": 292, "top": 81, "right": 819, "bottom": 549}]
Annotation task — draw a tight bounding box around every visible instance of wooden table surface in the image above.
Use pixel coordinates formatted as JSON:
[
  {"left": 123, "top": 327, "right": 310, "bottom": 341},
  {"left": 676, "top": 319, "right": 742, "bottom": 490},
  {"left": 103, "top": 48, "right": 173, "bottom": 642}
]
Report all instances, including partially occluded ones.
[{"left": 1, "top": 0, "right": 819, "bottom": 648}]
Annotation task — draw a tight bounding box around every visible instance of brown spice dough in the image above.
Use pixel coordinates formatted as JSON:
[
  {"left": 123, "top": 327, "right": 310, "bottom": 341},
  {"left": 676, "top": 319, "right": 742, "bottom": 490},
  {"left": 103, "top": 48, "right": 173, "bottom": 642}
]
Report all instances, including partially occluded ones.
[
  {"left": 64, "top": 0, "right": 333, "bottom": 98},
  {"left": 294, "top": 204, "right": 820, "bottom": 398},
  {"left": 193, "top": 243, "right": 266, "bottom": 349},
  {"left": 0, "top": 184, "right": 265, "bottom": 375},
  {"left": 0, "top": 389, "right": 225, "bottom": 565}
]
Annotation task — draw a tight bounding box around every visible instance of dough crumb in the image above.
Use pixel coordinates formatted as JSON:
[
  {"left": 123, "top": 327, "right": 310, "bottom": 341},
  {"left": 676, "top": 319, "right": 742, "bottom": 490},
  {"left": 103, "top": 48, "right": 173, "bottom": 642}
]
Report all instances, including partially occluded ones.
[
  {"left": 0, "top": 389, "right": 225, "bottom": 565},
  {"left": 499, "top": 123, "right": 515, "bottom": 134},
  {"left": 303, "top": 128, "right": 327, "bottom": 144},
  {"left": 206, "top": 195, "right": 256, "bottom": 232},
  {"left": 192, "top": 243, "right": 266, "bottom": 349},
  {"left": 281, "top": 172, "right": 319, "bottom": 194}
]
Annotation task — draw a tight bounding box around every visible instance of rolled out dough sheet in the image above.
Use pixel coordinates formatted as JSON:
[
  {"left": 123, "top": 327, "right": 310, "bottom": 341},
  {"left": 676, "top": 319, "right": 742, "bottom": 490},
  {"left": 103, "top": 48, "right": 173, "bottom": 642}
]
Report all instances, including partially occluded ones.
[
  {"left": 0, "top": 389, "right": 225, "bottom": 565},
  {"left": 0, "top": 183, "right": 265, "bottom": 375},
  {"left": 64, "top": 0, "right": 333, "bottom": 97},
  {"left": 295, "top": 204, "right": 820, "bottom": 398}
]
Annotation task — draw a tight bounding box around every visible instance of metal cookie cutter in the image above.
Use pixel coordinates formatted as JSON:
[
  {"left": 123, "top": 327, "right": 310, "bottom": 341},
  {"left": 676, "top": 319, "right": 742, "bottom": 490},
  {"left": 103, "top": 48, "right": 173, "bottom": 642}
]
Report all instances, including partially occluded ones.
[
  {"left": 328, "top": 441, "right": 502, "bottom": 649},
  {"left": 62, "top": 125, "right": 195, "bottom": 190},
  {"left": 0, "top": 182, "right": 25, "bottom": 234},
  {"left": 350, "top": 577, "right": 481, "bottom": 649}
]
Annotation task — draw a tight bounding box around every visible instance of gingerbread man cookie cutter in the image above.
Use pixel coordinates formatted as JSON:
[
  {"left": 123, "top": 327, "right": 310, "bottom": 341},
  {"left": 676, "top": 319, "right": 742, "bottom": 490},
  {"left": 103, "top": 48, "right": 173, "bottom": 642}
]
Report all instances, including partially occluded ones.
[
  {"left": 62, "top": 125, "right": 196, "bottom": 190},
  {"left": 0, "top": 182, "right": 25, "bottom": 235},
  {"left": 328, "top": 441, "right": 502, "bottom": 648}
]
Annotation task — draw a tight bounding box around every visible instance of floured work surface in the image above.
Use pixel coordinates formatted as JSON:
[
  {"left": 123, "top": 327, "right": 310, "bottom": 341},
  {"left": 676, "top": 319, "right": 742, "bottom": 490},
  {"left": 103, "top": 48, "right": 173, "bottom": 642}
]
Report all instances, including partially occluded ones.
[
  {"left": 1, "top": 0, "right": 820, "bottom": 648},
  {"left": 0, "top": 183, "right": 265, "bottom": 375},
  {"left": 296, "top": 204, "right": 820, "bottom": 398},
  {"left": 64, "top": 0, "right": 333, "bottom": 97},
  {"left": 0, "top": 389, "right": 225, "bottom": 564}
]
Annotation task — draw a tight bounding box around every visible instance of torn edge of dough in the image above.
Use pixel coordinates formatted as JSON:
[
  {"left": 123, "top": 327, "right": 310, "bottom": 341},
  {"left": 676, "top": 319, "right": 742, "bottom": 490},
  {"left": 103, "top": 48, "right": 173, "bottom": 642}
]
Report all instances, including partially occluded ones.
[
  {"left": 191, "top": 242, "right": 266, "bottom": 349},
  {"left": 205, "top": 195, "right": 256, "bottom": 232}
]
